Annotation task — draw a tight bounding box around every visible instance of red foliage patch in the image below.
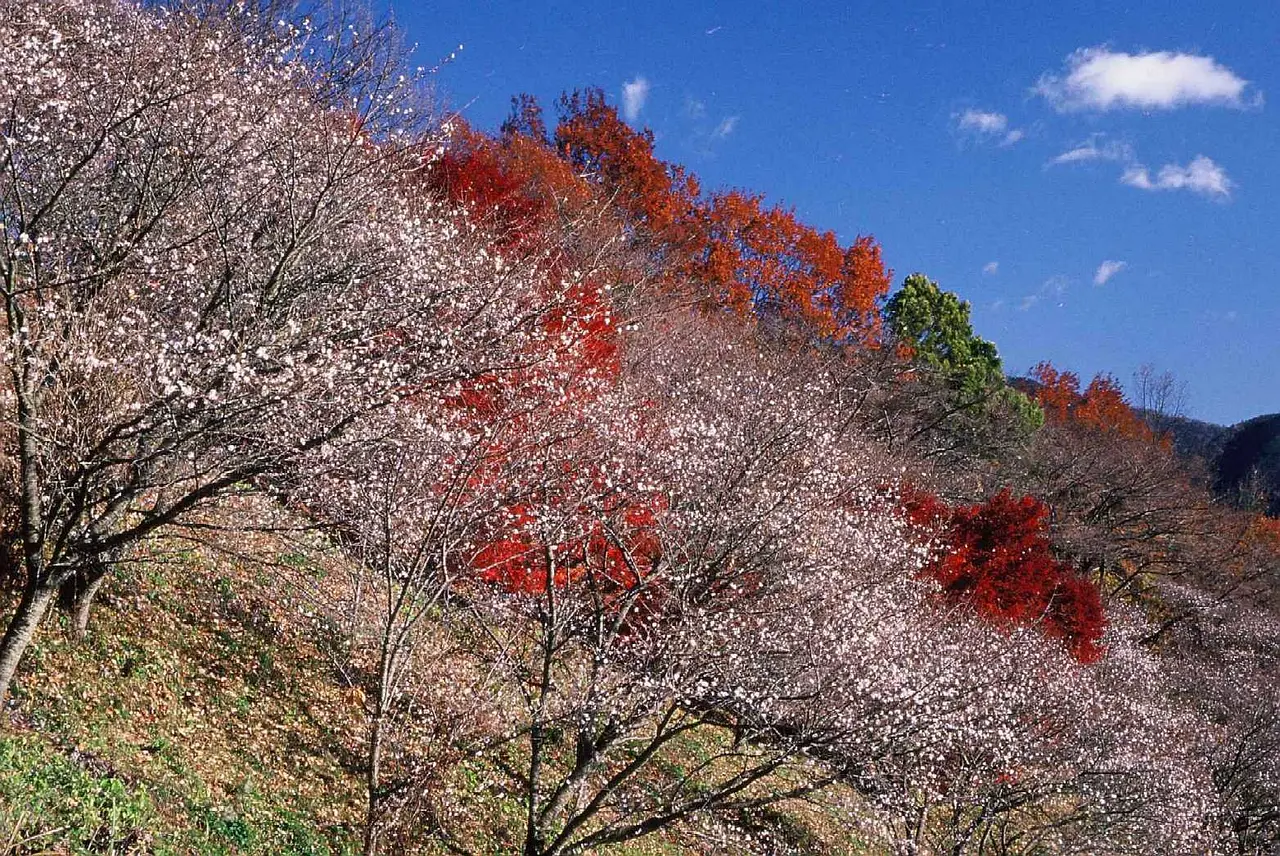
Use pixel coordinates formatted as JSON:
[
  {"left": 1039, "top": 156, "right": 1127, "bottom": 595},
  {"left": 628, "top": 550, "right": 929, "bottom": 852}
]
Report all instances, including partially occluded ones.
[
  {"left": 903, "top": 486, "right": 1105, "bottom": 663},
  {"left": 471, "top": 492, "right": 666, "bottom": 603}
]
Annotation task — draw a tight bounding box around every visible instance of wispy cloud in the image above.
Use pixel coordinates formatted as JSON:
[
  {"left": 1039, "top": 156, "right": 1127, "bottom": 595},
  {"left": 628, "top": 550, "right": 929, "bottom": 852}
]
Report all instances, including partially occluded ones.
[
  {"left": 956, "top": 109, "right": 1025, "bottom": 146},
  {"left": 1049, "top": 134, "right": 1133, "bottom": 166},
  {"left": 1121, "top": 155, "right": 1233, "bottom": 199},
  {"left": 621, "top": 76, "right": 651, "bottom": 123},
  {"left": 1049, "top": 136, "right": 1235, "bottom": 199},
  {"left": 1035, "top": 47, "right": 1258, "bottom": 111},
  {"left": 1020, "top": 275, "right": 1070, "bottom": 311},
  {"left": 682, "top": 94, "right": 739, "bottom": 154},
  {"left": 1093, "top": 260, "right": 1127, "bottom": 285},
  {"left": 711, "top": 116, "right": 739, "bottom": 139},
  {"left": 982, "top": 261, "right": 999, "bottom": 275},
  {"left": 959, "top": 109, "right": 1009, "bottom": 134}
]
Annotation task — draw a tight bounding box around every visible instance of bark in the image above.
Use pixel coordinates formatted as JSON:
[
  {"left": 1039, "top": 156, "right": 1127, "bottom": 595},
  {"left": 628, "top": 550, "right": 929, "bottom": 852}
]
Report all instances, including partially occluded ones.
[
  {"left": 0, "top": 583, "right": 56, "bottom": 705},
  {"left": 58, "top": 567, "right": 109, "bottom": 639},
  {"left": 523, "top": 721, "right": 547, "bottom": 856},
  {"left": 363, "top": 643, "right": 394, "bottom": 856},
  {"left": 56, "top": 547, "right": 116, "bottom": 639},
  {"left": 363, "top": 709, "right": 385, "bottom": 856}
]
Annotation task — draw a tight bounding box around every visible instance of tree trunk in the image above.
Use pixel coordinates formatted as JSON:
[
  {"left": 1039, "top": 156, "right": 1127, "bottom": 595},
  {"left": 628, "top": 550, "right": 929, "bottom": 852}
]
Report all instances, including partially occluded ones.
[
  {"left": 0, "top": 583, "right": 57, "bottom": 705},
  {"left": 56, "top": 546, "right": 118, "bottom": 639},
  {"left": 363, "top": 709, "right": 385, "bottom": 856},
  {"left": 57, "top": 564, "right": 109, "bottom": 639},
  {"left": 523, "top": 722, "right": 546, "bottom": 856}
]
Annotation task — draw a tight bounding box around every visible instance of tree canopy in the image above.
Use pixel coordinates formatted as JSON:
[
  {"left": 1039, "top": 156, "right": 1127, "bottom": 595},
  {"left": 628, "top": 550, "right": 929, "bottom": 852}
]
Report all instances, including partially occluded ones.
[{"left": 885, "top": 273, "right": 1002, "bottom": 395}]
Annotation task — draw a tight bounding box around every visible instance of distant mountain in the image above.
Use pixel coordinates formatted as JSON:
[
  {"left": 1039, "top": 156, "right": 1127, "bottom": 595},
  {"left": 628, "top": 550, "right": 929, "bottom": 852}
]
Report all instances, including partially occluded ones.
[
  {"left": 1141, "top": 411, "right": 1232, "bottom": 464},
  {"left": 1143, "top": 410, "right": 1280, "bottom": 516},
  {"left": 1215, "top": 414, "right": 1280, "bottom": 516}
]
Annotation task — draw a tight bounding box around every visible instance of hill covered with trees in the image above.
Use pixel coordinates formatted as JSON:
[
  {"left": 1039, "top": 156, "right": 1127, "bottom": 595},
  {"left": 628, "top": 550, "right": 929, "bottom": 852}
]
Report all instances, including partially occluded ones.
[
  {"left": 1, "top": 1, "right": 1278, "bottom": 854},
  {"left": 1139, "top": 411, "right": 1280, "bottom": 516},
  {"left": 1213, "top": 415, "right": 1280, "bottom": 516}
]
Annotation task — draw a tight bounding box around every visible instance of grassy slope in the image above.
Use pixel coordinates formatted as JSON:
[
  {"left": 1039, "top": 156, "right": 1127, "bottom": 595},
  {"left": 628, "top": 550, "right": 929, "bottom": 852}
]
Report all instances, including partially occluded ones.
[
  {"left": 0, "top": 504, "right": 878, "bottom": 856},
  {"left": 1, "top": 530, "right": 366, "bottom": 854}
]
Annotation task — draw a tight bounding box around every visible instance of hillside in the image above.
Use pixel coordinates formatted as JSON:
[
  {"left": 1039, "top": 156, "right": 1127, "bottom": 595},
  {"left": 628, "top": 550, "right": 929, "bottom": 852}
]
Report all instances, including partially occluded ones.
[
  {"left": 1142, "top": 410, "right": 1280, "bottom": 514},
  {"left": 1215, "top": 414, "right": 1280, "bottom": 515},
  {"left": 1141, "top": 411, "right": 1232, "bottom": 463},
  {"left": 1, "top": 2, "right": 1279, "bottom": 855},
  {"left": 0, "top": 499, "right": 876, "bottom": 855}
]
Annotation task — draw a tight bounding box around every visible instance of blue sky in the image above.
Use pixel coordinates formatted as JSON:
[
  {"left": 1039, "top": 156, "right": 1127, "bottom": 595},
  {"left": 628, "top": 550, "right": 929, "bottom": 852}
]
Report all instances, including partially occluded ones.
[{"left": 388, "top": 0, "right": 1278, "bottom": 425}]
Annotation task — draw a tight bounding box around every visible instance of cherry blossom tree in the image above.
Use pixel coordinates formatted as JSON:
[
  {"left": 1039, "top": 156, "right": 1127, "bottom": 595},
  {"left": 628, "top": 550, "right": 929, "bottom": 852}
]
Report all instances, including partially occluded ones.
[
  {"left": 0, "top": 0, "right": 538, "bottom": 701},
  {"left": 392, "top": 314, "right": 924, "bottom": 855},
  {"left": 305, "top": 303, "right": 1221, "bottom": 856},
  {"left": 290, "top": 190, "right": 631, "bottom": 852}
]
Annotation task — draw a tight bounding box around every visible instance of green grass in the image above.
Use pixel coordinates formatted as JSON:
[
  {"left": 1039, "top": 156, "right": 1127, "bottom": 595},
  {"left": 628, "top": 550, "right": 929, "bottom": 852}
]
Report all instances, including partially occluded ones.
[
  {"left": 0, "top": 733, "right": 153, "bottom": 854},
  {"left": 0, "top": 732, "right": 360, "bottom": 855},
  {"left": 1, "top": 533, "right": 366, "bottom": 854}
]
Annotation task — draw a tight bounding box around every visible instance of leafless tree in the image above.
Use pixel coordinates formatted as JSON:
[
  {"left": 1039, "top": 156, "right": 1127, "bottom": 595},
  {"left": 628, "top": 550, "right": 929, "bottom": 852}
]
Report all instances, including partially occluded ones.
[{"left": 1133, "top": 363, "right": 1189, "bottom": 422}]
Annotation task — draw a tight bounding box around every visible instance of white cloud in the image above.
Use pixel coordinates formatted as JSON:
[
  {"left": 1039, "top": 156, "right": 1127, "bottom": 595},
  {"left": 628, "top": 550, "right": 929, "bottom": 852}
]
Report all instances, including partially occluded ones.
[
  {"left": 1093, "top": 260, "right": 1127, "bottom": 285},
  {"left": 621, "top": 76, "right": 651, "bottom": 123},
  {"left": 982, "top": 261, "right": 999, "bottom": 275},
  {"left": 1120, "top": 155, "right": 1233, "bottom": 199},
  {"left": 958, "top": 109, "right": 1009, "bottom": 134},
  {"left": 1050, "top": 138, "right": 1233, "bottom": 200},
  {"left": 1049, "top": 135, "right": 1134, "bottom": 166},
  {"left": 956, "top": 109, "right": 1025, "bottom": 146},
  {"left": 711, "top": 116, "right": 739, "bottom": 139},
  {"left": 1035, "top": 47, "right": 1257, "bottom": 111},
  {"left": 684, "top": 96, "right": 706, "bottom": 120}
]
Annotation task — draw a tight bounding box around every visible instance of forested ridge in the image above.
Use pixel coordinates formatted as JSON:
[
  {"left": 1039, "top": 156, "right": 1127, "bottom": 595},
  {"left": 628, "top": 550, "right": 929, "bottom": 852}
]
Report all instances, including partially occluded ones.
[{"left": 1, "top": 2, "right": 1278, "bottom": 854}]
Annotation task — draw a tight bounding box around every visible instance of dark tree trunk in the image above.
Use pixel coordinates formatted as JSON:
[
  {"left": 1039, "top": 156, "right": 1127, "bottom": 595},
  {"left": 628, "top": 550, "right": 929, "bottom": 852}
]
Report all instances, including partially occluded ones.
[
  {"left": 56, "top": 552, "right": 114, "bottom": 639},
  {"left": 0, "top": 582, "right": 56, "bottom": 705},
  {"left": 58, "top": 570, "right": 109, "bottom": 639},
  {"left": 363, "top": 708, "right": 385, "bottom": 856}
]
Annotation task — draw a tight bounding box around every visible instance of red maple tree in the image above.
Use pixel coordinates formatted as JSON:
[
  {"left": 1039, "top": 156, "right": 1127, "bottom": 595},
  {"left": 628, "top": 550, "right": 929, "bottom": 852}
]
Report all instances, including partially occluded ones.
[{"left": 903, "top": 486, "right": 1106, "bottom": 663}]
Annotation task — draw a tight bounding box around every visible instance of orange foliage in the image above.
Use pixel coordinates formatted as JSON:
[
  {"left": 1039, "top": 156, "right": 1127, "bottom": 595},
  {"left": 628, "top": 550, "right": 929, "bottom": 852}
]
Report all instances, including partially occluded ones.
[
  {"left": 696, "top": 192, "right": 889, "bottom": 343},
  {"left": 839, "top": 237, "right": 893, "bottom": 342},
  {"left": 426, "top": 119, "right": 593, "bottom": 251},
  {"left": 1031, "top": 362, "right": 1162, "bottom": 444},
  {"left": 429, "top": 88, "right": 901, "bottom": 605},
  {"left": 423, "top": 121, "right": 622, "bottom": 408},
  {"left": 1244, "top": 514, "right": 1280, "bottom": 558},
  {"left": 432, "top": 89, "right": 894, "bottom": 349},
  {"left": 422, "top": 118, "right": 637, "bottom": 604},
  {"left": 555, "top": 88, "right": 702, "bottom": 250},
  {"left": 1076, "top": 374, "right": 1147, "bottom": 436},
  {"left": 1029, "top": 362, "right": 1080, "bottom": 423},
  {"left": 550, "top": 87, "right": 891, "bottom": 346}
]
